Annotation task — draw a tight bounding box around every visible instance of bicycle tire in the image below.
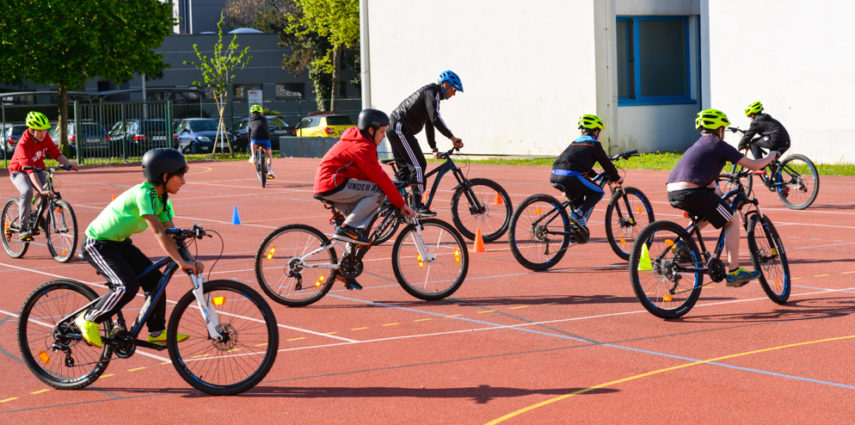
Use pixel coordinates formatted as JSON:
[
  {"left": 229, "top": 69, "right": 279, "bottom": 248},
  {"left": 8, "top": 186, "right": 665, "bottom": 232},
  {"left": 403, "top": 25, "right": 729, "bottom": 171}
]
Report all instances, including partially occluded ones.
[
  {"left": 629, "top": 221, "right": 704, "bottom": 319},
  {"left": 255, "top": 224, "right": 337, "bottom": 307},
  {"left": 508, "top": 194, "right": 571, "bottom": 271},
  {"left": 776, "top": 154, "right": 819, "bottom": 210},
  {"left": 604, "top": 186, "right": 654, "bottom": 261},
  {"left": 391, "top": 218, "right": 468, "bottom": 300},
  {"left": 45, "top": 199, "right": 78, "bottom": 263},
  {"left": 450, "top": 178, "right": 512, "bottom": 242},
  {"left": 746, "top": 214, "right": 790, "bottom": 304},
  {"left": 1, "top": 198, "right": 29, "bottom": 258},
  {"left": 18, "top": 279, "right": 113, "bottom": 390},
  {"left": 167, "top": 280, "right": 279, "bottom": 395},
  {"left": 256, "top": 148, "right": 267, "bottom": 188}
]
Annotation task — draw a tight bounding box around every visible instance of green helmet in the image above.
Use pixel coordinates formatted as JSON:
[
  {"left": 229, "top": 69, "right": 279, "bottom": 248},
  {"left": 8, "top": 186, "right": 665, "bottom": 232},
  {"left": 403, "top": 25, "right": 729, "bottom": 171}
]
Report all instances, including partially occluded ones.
[
  {"left": 250, "top": 104, "right": 263, "bottom": 114},
  {"left": 695, "top": 108, "right": 730, "bottom": 131},
  {"left": 578, "top": 114, "right": 605, "bottom": 131},
  {"left": 744, "top": 101, "right": 763, "bottom": 116},
  {"left": 25, "top": 111, "right": 51, "bottom": 130}
]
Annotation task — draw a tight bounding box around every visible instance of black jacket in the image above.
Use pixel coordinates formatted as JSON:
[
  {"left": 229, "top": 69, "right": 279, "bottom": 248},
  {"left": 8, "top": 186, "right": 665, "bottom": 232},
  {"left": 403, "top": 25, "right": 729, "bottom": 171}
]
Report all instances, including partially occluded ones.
[
  {"left": 389, "top": 83, "right": 454, "bottom": 150},
  {"left": 552, "top": 136, "right": 620, "bottom": 181},
  {"left": 740, "top": 113, "right": 790, "bottom": 149},
  {"left": 247, "top": 114, "right": 270, "bottom": 141}
]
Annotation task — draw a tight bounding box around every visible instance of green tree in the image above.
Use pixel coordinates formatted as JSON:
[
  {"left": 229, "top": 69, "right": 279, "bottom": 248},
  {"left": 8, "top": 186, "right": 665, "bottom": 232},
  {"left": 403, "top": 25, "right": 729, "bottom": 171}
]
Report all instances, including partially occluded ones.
[
  {"left": 0, "top": 0, "right": 174, "bottom": 153},
  {"left": 183, "top": 14, "right": 252, "bottom": 154}
]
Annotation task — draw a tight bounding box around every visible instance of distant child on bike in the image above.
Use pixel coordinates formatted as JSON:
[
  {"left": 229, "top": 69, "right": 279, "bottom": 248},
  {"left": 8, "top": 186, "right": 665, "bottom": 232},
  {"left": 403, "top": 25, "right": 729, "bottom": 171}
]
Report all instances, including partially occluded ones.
[
  {"left": 386, "top": 70, "right": 464, "bottom": 216},
  {"left": 247, "top": 104, "right": 274, "bottom": 179},
  {"left": 8, "top": 111, "right": 78, "bottom": 240},
  {"left": 666, "top": 109, "right": 779, "bottom": 287},
  {"left": 550, "top": 114, "right": 622, "bottom": 233},
  {"left": 75, "top": 148, "right": 203, "bottom": 348},
  {"left": 739, "top": 101, "right": 790, "bottom": 160},
  {"left": 314, "top": 109, "right": 416, "bottom": 289}
]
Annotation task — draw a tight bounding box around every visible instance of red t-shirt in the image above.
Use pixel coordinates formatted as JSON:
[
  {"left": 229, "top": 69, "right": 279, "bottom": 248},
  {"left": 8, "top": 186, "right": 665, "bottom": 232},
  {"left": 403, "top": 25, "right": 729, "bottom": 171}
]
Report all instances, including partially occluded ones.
[{"left": 8, "top": 129, "right": 63, "bottom": 174}]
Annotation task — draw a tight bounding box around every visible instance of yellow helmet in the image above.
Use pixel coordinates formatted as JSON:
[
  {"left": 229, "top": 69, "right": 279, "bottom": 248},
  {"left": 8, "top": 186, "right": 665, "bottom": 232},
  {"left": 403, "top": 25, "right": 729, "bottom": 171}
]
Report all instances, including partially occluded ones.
[
  {"left": 25, "top": 111, "right": 51, "bottom": 130},
  {"left": 695, "top": 109, "right": 730, "bottom": 131},
  {"left": 578, "top": 114, "right": 605, "bottom": 130},
  {"left": 744, "top": 101, "right": 763, "bottom": 116}
]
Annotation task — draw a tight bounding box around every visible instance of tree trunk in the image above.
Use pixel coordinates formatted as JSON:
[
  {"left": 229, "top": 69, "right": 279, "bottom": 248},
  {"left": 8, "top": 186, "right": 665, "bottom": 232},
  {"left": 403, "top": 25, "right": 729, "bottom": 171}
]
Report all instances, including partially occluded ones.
[
  {"left": 212, "top": 92, "right": 232, "bottom": 155},
  {"left": 330, "top": 46, "right": 339, "bottom": 113}
]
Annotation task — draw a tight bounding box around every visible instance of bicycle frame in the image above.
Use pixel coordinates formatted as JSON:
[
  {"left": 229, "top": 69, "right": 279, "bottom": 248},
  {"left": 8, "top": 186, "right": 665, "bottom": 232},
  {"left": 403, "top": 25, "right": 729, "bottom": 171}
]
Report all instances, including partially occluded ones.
[{"left": 24, "top": 168, "right": 66, "bottom": 234}]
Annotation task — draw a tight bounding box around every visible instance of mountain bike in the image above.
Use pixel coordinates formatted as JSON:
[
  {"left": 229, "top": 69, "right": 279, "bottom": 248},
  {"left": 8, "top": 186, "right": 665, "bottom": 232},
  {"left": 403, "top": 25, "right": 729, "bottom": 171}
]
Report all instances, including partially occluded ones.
[
  {"left": 508, "top": 150, "right": 654, "bottom": 270},
  {"left": 2, "top": 165, "right": 78, "bottom": 262},
  {"left": 255, "top": 180, "right": 469, "bottom": 307},
  {"left": 17, "top": 225, "right": 279, "bottom": 395},
  {"left": 628, "top": 170, "right": 790, "bottom": 319},
  {"left": 724, "top": 126, "right": 819, "bottom": 210},
  {"left": 254, "top": 144, "right": 268, "bottom": 188},
  {"left": 376, "top": 147, "right": 512, "bottom": 244}
]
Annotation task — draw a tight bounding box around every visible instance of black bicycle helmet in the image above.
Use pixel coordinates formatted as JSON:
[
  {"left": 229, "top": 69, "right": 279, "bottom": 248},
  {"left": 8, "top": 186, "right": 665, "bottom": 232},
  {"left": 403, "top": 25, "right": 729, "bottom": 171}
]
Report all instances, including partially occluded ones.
[
  {"left": 357, "top": 108, "right": 390, "bottom": 135},
  {"left": 142, "top": 148, "right": 188, "bottom": 185}
]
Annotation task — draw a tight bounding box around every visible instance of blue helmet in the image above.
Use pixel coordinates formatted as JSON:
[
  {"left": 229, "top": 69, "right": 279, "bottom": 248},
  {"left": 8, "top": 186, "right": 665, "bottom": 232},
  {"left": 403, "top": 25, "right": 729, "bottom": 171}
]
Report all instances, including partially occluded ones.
[{"left": 438, "top": 70, "right": 463, "bottom": 93}]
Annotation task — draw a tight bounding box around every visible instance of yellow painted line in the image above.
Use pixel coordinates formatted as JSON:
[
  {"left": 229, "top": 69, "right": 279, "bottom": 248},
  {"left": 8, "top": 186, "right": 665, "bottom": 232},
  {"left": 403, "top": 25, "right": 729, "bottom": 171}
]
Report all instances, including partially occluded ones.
[
  {"left": 30, "top": 389, "right": 50, "bottom": 395},
  {"left": 160, "top": 361, "right": 172, "bottom": 365},
  {"left": 191, "top": 354, "right": 210, "bottom": 359},
  {"left": 792, "top": 277, "right": 802, "bottom": 280},
  {"left": 477, "top": 310, "right": 495, "bottom": 314},
  {"left": 446, "top": 314, "right": 463, "bottom": 317},
  {"left": 414, "top": 318, "right": 432, "bottom": 322},
  {"left": 509, "top": 306, "right": 528, "bottom": 310},
  {"left": 814, "top": 274, "right": 830, "bottom": 277},
  {"left": 843, "top": 271, "right": 855, "bottom": 275},
  {"left": 128, "top": 367, "right": 147, "bottom": 372},
  {"left": 351, "top": 327, "right": 369, "bottom": 331},
  {"left": 286, "top": 337, "right": 305, "bottom": 342},
  {"left": 255, "top": 342, "right": 270, "bottom": 346},
  {"left": 99, "top": 374, "right": 115, "bottom": 380},
  {"left": 485, "top": 334, "right": 855, "bottom": 425},
  {"left": 325, "top": 331, "right": 338, "bottom": 335},
  {"left": 0, "top": 397, "right": 18, "bottom": 403},
  {"left": 381, "top": 322, "right": 400, "bottom": 327}
]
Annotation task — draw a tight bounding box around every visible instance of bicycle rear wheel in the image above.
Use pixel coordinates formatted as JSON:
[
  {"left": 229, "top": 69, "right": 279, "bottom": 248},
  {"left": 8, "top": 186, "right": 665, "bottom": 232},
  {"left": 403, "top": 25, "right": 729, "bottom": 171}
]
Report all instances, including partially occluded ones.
[
  {"left": 18, "top": 279, "right": 113, "bottom": 389},
  {"left": 629, "top": 221, "right": 704, "bottom": 319},
  {"left": 508, "top": 194, "right": 571, "bottom": 271},
  {"left": 255, "top": 224, "right": 337, "bottom": 307},
  {"left": 747, "top": 214, "right": 790, "bottom": 304},
  {"left": 604, "top": 187, "right": 654, "bottom": 260},
  {"left": 2, "top": 198, "right": 30, "bottom": 258},
  {"left": 45, "top": 199, "right": 78, "bottom": 263},
  {"left": 392, "top": 218, "right": 468, "bottom": 300},
  {"left": 256, "top": 148, "right": 267, "bottom": 188},
  {"left": 450, "top": 178, "right": 512, "bottom": 242},
  {"left": 167, "top": 280, "right": 279, "bottom": 395},
  {"left": 776, "top": 154, "right": 819, "bottom": 210}
]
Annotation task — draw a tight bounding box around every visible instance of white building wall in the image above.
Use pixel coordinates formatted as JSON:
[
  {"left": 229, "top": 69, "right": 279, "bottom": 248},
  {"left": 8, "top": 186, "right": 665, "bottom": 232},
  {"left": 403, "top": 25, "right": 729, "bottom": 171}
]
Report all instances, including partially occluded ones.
[
  {"left": 366, "top": 0, "right": 599, "bottom": 156},
  {"left": 707, "top": 0, "right": 855, "bottom": 164}
]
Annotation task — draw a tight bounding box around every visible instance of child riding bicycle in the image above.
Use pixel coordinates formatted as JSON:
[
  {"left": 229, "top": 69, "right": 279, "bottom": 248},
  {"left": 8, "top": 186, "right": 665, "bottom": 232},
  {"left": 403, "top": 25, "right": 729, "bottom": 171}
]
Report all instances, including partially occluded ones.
[
  {"left": 666, "top": 109, "right": 779, "bottom": 287},
  {"left": 8, "top": 111, "right": 78, "bottom": 240},
  {"left": 738, "top": 101, "right": 791, "bottom": 160},
  {"left": 247, "top": 104, "right": 274, "bottom": 179},
  {"left": 313, "top": 109, "right": 415, "bottom": 290},
  {"left": 550, "top": 114, "right": 622, "bottom": 236},
  {"left": 75, "top": 148, "right": 203, "bottom": 348}
]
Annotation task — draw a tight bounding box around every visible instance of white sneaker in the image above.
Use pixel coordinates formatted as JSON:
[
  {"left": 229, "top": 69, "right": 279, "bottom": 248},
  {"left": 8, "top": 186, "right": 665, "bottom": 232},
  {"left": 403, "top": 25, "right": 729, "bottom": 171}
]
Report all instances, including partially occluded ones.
[
  {"left": 267, "top": 169, "right": 275, "bottom": 179},
  {"left": 248, "top": 156, "right": 255, "bottom": 164}
]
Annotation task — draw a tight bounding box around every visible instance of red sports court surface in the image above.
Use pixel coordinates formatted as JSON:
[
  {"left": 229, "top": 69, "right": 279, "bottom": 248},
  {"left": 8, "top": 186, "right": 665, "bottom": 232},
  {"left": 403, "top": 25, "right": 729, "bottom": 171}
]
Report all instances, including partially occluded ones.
[{"left": 0, "top": 158, "right": 853, "bottom": 424}]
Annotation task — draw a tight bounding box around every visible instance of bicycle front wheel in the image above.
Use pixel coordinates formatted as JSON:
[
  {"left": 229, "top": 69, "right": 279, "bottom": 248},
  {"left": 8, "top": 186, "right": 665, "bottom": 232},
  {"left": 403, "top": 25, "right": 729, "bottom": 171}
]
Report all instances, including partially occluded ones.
[
  {"left": 747, "top": 214, "right": 790, "bottom": 304},
  {"left": 777, "top": 154, "right": 819, "bottom": 210},
  {"left": 508, "top": 194, "right": 571, "bottom": 271},
  {"left": 18, "top": 279, "right": 113, "bottom": 389},
  {"left": 255, "top": 224, "right": 337, "bottom": 307},
  {"left": 392, "top": 218, "right": 468, "bottom": 300},
  {"left": 167, "top": 280, "right": 279, "bottom": 395},
  {"left": 45, "top": 199, "right": 78, "bottom": 263},
  {"left": 604, "top": 187, "right": 654, "bottom": 260},
  {"left": 629, "top": 221, "right": 704, "bottom": 319},
  {"left": 2, "top": 198, "right": 30, "bottom": 258},
  {"left": 450, "top": 178, "right": 512, "bottom": 242}
]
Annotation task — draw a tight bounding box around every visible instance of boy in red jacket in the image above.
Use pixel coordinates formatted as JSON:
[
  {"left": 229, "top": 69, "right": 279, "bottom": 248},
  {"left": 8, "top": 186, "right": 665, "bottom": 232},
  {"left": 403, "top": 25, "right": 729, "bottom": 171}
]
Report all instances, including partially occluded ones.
[
  {"left": 314, "top": 109, "right": 415, "bottom": 249},
  {"left": 8, "top": 111, "right": 78, "bottom": 240}
]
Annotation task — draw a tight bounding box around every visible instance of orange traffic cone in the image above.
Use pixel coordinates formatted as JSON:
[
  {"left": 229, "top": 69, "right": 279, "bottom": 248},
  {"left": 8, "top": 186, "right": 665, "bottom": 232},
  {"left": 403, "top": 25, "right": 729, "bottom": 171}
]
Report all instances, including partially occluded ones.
[
  {"left": 473, "top": 228, "right": 486, "bottom": 253},
  {"left": 494, "top": 192, "right": 503, "bottom": 205},
  {"left": 112, "top": 194, "right": 116, "bottom": 201}
]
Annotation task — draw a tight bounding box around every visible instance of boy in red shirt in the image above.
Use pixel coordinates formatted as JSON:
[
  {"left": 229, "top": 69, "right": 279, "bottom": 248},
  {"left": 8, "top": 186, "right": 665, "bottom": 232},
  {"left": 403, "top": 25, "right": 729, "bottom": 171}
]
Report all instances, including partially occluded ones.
[{"left": 8, "top": 111, "right": 78, "bottom": 240}]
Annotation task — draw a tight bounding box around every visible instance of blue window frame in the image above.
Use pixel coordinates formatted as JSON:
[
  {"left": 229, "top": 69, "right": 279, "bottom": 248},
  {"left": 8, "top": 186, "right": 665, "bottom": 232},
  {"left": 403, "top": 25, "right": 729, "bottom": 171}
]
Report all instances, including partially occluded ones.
[{"left": 617, "top": 16, "right": 693, "bottom": 106}]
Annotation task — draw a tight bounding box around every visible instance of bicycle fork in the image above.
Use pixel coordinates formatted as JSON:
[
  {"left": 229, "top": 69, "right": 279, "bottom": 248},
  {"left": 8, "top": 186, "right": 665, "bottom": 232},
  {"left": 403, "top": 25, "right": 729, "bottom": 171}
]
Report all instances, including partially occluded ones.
[{"left": 189, "top": 274, "right": 225, "bottom": 341}]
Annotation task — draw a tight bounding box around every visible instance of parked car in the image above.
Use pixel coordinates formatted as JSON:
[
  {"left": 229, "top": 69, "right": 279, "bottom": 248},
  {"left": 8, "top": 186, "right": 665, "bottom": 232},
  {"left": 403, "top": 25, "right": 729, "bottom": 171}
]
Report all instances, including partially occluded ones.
[
  {"left": 2, "top": 124, "right": 27, "bottom": 156},
  {"left": 109, "top": 119, "right": 173, "bottom": 156},
  {"left": 49, "top": 121, "right": 111, "bottom": 156},
  {"left": 230, "top": 115, "right": 293, "bottom": 152},
  {"left": 294, "top": 112, "right": 354, "bottom": 137},
  {"left": 174, "top": 118, "right": 231, "bottom": 154}
]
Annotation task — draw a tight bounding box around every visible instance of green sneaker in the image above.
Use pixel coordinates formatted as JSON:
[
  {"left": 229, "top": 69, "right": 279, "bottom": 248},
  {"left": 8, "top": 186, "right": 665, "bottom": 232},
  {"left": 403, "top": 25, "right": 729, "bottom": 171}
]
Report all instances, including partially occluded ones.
[
  {"left": 726, "top": 267, "right": 761, "bottom": 287},
  {"left": 147, "top": 331, "right": 189, "bottom": 345},
  {"left": 75, "top": 312, "right": 102, "bottom": 348}
]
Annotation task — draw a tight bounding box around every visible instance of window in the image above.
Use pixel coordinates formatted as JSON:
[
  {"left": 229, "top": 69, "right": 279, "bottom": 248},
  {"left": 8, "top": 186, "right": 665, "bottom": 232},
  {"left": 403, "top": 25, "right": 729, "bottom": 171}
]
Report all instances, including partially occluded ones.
[
  {"left": 276, "top": 83, "right": 304, "bottom": 99},
  {"left": 234, "top": 84, "right": 261, "bottom": 100},
  {"left": 617, "top": 16, "right": 692, "bottom": 105}
]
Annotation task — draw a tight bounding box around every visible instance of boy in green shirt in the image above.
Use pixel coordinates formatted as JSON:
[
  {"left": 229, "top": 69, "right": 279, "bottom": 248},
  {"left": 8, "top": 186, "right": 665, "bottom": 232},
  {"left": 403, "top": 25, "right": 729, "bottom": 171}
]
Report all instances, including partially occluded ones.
[{"left": 75, "top": 148, "right": 203, "bottom": 347}]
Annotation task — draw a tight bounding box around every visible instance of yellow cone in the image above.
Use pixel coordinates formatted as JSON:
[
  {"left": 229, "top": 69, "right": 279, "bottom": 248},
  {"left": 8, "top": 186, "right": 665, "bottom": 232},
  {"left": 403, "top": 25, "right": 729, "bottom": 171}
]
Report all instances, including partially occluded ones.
[{"left": 638, "top": 243, "right": 653, "bottom": 271}]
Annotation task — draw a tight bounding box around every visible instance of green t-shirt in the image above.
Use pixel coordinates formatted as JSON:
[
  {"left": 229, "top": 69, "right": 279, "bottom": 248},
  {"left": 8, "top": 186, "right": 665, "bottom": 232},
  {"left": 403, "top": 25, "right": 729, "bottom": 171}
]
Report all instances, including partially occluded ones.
[{"left": 86, "top": 181, "right": 174, "bottom": 242}]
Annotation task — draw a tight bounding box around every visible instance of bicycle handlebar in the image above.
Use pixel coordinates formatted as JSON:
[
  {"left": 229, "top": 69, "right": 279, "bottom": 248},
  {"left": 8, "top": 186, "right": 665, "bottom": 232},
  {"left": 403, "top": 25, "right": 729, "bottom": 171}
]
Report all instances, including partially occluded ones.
[
  {"left": 166, "top": 224, "right": 211, "bottom": 242},
  {"left": 727, "top": 126, "right": 745, "bottom": 134},
  {"left": 609, "top": 150, "right": 638, "bottom": 162},
  {"left": 436, "top": 147, "right": 460, "bottom": 160},
  {"left": 22, "top": 165, "right": 73, "bottom": 173}
]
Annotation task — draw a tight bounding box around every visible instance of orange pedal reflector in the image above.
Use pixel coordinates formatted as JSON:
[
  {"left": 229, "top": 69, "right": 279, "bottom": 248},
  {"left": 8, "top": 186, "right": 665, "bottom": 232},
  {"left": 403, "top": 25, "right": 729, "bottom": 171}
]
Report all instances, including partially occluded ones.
[
  {"left": 213, "top": 296, "right": 225, "bottom": 306},
  {"left": 315, "top": 274, "right": 326, "bottom": 287},
  {"left": 494, "top": 192, "right": 503, "bottom": 205},
  {"left": 663, "top": 295, "right": 673, "bottom": 302},
  {"left": 38, "top": 350, "right": 50, "bottom": 365}
]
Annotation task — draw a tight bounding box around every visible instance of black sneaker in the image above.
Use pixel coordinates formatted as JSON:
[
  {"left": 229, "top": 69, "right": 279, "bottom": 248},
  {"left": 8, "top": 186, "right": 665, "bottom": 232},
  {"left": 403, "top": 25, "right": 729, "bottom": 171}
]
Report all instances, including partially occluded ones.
[
  {"left": 413, "top": 204, "right": 437, "bottom": 217},
  {"left": 344, "top": 278, "right": 363, "bottom": 290},
  {"left": 333, "top": 225, "right": 370, "bottom": 245}
]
